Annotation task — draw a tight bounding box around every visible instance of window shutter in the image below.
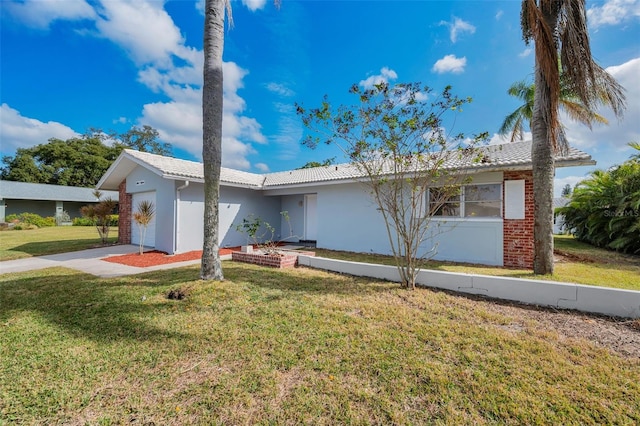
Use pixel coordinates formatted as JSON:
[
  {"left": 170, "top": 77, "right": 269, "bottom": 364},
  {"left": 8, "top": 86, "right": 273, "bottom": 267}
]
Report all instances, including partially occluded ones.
[{"left": 504, "top": 180, "right": 525, "bottom": 219}]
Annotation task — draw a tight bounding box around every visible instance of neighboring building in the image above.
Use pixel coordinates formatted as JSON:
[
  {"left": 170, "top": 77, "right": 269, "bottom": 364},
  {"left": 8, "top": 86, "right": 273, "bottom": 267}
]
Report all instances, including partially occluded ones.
[
  {"left": 553, "top": 197, "right": 571, "bottom": 234},
  {"left": 0, "top": 180, "right": 119, "bottom": 222},
  {"left": 97, "top": 141, "right": 594, "bottom": 269}
]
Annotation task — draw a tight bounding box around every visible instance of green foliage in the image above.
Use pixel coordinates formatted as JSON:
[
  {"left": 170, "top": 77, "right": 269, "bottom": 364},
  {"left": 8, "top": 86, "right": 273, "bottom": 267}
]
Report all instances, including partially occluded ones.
[
  {"left": 132, "top": 200, "right": 156, "bottom": 255},
  {"left": 0, "top": 126, "right": 172, "bottom": 187},
  {"left": 297, "top": 157, "right": 336, "bottom": 169},
  {"left": 235, "top": 211, "right": 293, "bottom": 255},
  {"left": 72, "top": 215, "right": 118, "bottom": 227},
  {"left": 297, "top": 81, "right": 488, "bottom": 288},
  {"left": 6, "top": 212, "right": 56, "bottom": 228},
  {"left": 558, "top": 143, "right": 640, "bottom": 254},
  {"left": 80, "top": 191, "right": 118, "bottom": 244}
]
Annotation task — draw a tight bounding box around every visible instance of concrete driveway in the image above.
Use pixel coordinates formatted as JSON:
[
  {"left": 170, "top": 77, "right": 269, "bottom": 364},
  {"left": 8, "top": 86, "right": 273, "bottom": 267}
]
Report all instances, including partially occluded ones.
[{"left": 0, "top": 245, "right": 202, "bottom": 278}]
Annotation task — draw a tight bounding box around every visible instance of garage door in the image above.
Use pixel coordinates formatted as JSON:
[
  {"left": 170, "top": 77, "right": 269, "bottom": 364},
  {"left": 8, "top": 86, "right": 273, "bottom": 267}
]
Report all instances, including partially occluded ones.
[{"left": 131, "top": 191, "right": 156, "bottom": 248}]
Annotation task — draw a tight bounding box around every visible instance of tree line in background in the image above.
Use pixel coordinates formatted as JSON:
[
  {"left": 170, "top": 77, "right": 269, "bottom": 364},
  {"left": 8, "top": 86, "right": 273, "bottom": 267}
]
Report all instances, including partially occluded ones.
[
  {"left": 0, "top": 125, "right": 172, "bottom": 188},
  {"left": 558, "top": 143, "right": 640, "bottom": 254}
]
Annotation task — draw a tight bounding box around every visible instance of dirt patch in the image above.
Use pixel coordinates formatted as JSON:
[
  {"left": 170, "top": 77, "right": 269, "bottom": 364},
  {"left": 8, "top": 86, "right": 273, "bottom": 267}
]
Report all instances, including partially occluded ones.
[
  {"left": 103, "top": 247, "right": 242, "bottom": 267},
  {"left": 475, "top": 296, "right": 640, "bottom": 359}
]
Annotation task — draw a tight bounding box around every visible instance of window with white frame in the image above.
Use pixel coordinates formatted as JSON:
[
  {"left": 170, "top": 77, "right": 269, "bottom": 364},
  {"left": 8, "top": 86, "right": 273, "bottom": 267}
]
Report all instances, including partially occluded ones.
[{"left": 429, "top": 183, "right": 502, "bottom": 218}]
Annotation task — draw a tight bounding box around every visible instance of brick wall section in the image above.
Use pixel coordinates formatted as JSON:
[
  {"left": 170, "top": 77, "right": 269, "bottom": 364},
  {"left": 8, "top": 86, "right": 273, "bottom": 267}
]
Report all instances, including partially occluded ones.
[
  {"left": 231, "top": 251, "right": 316, "bottom": 268},
  {"left": 118, "top": 180, "right": 132, "bottom": 245},
  {"left": 503, "top": 170, "right": 534, "bottom": 269}
]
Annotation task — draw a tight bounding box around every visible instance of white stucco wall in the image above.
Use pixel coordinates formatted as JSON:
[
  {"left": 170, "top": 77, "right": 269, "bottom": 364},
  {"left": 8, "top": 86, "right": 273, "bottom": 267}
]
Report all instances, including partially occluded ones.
[
  {"left": 274, "top": 174, "right": 504, "bottom": 266},
  {"left": 126, "top": 166, "right": 176, "bottom": 254},
  {"left": 280, "top": 194, "right": 305, "bottom": 242},
  {"left": 176, "top": 182, "right": 282, "bottom": 253}
]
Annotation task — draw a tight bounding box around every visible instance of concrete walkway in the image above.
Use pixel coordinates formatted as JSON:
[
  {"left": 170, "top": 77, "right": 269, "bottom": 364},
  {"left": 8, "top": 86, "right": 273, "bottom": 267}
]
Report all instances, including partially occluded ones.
[{"left": 0, "top": 245, "right": 207, "bottom": 278}]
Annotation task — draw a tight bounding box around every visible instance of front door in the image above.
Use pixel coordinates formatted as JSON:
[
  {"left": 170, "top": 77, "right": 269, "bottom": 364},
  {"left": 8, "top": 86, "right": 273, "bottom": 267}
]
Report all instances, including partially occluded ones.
[{"left": 304, "top": 194, "right": 317, "bottom": 241}]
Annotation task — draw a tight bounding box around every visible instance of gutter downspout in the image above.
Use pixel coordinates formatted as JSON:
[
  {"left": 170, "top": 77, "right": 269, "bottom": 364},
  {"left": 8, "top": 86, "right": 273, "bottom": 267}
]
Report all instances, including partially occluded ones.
[{"left": 174, "top": 180, "right": 190, "bottom": 253}]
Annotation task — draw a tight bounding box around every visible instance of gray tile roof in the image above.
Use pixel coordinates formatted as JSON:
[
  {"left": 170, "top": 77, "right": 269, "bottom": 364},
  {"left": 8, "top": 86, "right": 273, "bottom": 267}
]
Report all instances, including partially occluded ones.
[
  {"left": 122, "top": 149, "right": 265, "bottom": 187},
  {"left": 108, "top": 141, "right": 593, "bottom": 190},
  {"left": 553, "top": 197, "right": 571, "bottom": 209},
  {"left": 0, "top": 180, "right": 119, "bottom": 202}
]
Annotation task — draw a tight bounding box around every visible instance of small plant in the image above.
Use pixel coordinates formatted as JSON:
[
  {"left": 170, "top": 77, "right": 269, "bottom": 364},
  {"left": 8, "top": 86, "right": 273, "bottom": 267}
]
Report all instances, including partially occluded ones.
[
  {"left": 55, "top": 211, "right": 71, "bottom": 226},
  {"left": 80, "top": 190, "right": 117, "bottom": 244},
  {"left": 235, "top": 211, "right": 295, "bottom": 255},
  {"left": 132, "top": 200, "right": 155, "bottom": 255}
]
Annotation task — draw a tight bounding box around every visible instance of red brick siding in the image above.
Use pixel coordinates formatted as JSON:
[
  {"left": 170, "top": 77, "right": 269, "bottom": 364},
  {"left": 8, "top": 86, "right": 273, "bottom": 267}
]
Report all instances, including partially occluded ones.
[
  {"left": 503, "top": 171, "right": 534, "bottom": 269},
  {"left": 118, "top": 180, "right": 132, "bottom": 245},
  {"left": 231, "top": 251, "right": 316, "bottom": 268}
]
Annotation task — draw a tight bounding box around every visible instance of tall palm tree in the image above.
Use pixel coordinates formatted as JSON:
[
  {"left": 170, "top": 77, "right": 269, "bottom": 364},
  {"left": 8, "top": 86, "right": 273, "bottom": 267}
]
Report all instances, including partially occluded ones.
[
  {"left": 520, "top": 0, "right": 625, "bottom": 274},
  {"left": 499, "top": 78, "right": 610, "bottom": 142},
  {"left": 201, "top": 0, "right": 279, "bottom": 280},
  {"left": 201, "top": 0, "right": 228, "bottom": 280}
]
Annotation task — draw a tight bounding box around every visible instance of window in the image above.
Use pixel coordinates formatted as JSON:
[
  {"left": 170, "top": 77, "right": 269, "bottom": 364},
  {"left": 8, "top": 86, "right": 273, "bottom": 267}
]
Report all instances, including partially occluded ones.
[
  {"left": 429, "top": 187, "right": 461, "bottom": 216},
  {"left": 429, "top": 183, "right": 502, "bottom": 218},
  {"left": 464, "top": 184, "right": 502, "bottom": 217}
]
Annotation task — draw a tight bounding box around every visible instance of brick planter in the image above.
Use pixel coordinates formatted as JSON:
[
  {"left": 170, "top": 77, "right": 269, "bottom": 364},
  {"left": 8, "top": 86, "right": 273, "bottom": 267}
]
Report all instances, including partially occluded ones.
[{"left": 232, "top": 250, "right": 315, "bottom": 268}]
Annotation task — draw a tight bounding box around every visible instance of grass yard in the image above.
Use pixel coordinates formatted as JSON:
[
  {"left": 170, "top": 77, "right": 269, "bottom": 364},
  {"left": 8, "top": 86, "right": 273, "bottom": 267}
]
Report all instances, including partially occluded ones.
[
  {"left": 315, "top": 235, "right": 640, "bottom": 291},
  {"left": 1, "top": 263, "right": 638, "bottom": 424},
  {"left": 0, "top": 226, "right": 118, "bottom": 261}
]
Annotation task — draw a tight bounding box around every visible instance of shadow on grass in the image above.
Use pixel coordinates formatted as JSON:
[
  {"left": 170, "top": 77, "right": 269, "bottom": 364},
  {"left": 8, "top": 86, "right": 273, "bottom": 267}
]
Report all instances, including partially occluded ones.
[
  {"left": 223, "top": 261, "right": 396, "bottom": 297},
  {"left": 8, "top": 238, "right": 118, "bottom": 258},
  {"left": 0, "top": 267, "right": 199, "bottom": 343}
]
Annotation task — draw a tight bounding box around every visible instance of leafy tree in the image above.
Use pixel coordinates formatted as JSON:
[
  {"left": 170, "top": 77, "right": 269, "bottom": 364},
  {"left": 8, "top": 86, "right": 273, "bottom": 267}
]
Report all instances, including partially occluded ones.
[
  {"left": 561, "top": 183, "right": 572, "bottom": 198},
  {"left": 200, "top": 0, "right": 279, "bottom": 281},
  {"left": 520, "top": 0, "right": 626, "bottom": 274},
  {"left": 557, "top": 143, "right": 640, "bottom": 253},
  {"left": 80, "top": 190, "right": 118, "bottom": 244},
  {"left": 498, "top": 78, "right": 609, "bottom": 142},
  {"left": 116, "top": 125, "right": 172, "bottom": 156},
  {"left": 297, "top": 82, "right": 487, "bottom": 289},
  {"left": 132, "top": 200, "right": 156, "bottom": 255},
  {"left": 297, "top": 157, "right": 336, "bottom": 169},
  {"left": 1, "top": 126, "right": 172, "bottom": 187}
]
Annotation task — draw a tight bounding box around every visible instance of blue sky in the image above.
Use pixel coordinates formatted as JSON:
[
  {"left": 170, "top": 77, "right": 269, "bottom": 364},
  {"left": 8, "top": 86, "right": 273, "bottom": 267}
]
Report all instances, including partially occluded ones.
[{"left": 1, "top": 0, "right": 638, "bottom": 196}]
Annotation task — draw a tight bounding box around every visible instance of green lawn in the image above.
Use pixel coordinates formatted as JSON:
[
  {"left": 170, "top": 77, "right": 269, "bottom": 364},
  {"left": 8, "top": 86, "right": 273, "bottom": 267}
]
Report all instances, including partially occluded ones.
[
  {"left": 1, "top": 263, "right": 638, "bottom": 424},
  {"left": 315, "top": 235, "right": 640, "bottom": 291},
  {"left": 0, "top": 226, "right": 119, "bottom": 261}
]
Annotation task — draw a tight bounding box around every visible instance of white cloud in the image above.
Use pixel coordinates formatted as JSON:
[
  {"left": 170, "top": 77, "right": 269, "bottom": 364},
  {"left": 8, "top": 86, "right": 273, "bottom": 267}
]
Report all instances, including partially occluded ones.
[
  {"left": 0, "top": 104, "right": 79, "bottom": 153},
  {"left": 113, "top": 116, "right": 128, "bottom": 124},
  {"left": 587, "top": 0, "right": 640, "bottom": 28},
  {"left": 554, "top": 175, "right": 589, "bottom": 198},
  {"left": 488, "top": 131, "right": 532, "bottom": 145},
  {"left": 563, "top": 57, "right": 640, "bottom": 168},
  {"left": 439, "top": 17, "right": 476, "bottom": 43},
  {"left": 4, "top": 0, "right": 272, "bottom": 170},
  {"left": 266, "top": 82, "right": 295, "bottom": 97},
  {"left": 495, "top": 10, "right": 504, "bottom": 20},
  {"left": 94, "top": 0, "right": 185, "bottom": 68},
  {"left": 4, "top": 0, "right": 96, "bottom": 29},
  {"left": 519, "top": 48, "right": 532, "bottom": 58},
  {"left": 242, "top": 0, "right": 268, "bottom": 12},
  {"left": 359, "top": 67, "right": 398, "bottom": 89},
  {"left": 254, "top": 163, "right": 270, "bottom": 172},
  {"left": 432, "top": 55, "right": 467, "bottom": 74}
]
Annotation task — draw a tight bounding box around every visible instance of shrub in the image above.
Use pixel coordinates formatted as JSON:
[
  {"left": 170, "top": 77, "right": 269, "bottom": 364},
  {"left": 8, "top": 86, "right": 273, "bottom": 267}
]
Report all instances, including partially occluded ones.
[
  {"left": 558, "top": 143, "right": 640, "bottom": 254},
  {"left": 73, "top": 217, "right": 96, "bottom": 226},
  {"left": 7, "top": 212, "right": 56, "bottom": 228}
]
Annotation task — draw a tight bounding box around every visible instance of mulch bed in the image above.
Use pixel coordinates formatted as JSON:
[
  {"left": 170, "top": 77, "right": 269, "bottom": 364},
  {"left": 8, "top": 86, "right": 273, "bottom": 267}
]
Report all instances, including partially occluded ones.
[{"left": 103, "top": 247, "right": 242, "bottom": 267}]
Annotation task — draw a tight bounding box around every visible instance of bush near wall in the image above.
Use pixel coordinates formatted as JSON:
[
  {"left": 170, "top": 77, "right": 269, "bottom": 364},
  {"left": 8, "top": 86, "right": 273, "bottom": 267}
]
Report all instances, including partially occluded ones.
[
  {"left": 5, "top": 213, "right": 56, "bottom": 229},
  {"left": 72, "top": 214, "right": 119, "bottom": 227}
]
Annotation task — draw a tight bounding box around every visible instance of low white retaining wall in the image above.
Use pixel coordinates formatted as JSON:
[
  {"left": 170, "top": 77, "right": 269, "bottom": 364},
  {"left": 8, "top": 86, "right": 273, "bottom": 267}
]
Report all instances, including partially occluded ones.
[{"left": 297, "top": 256, "right": 640, "bottom": 319}]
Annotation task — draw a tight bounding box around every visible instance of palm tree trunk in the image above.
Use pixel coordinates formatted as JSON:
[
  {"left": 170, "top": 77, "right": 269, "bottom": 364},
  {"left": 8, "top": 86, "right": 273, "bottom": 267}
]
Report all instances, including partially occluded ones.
[
  {"left": 531, "top": 2, "right": 558, "bottom": 275},
  {"left": 201, "top": 0, "right": 225, "bottom": 280}
]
